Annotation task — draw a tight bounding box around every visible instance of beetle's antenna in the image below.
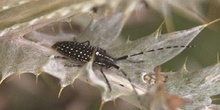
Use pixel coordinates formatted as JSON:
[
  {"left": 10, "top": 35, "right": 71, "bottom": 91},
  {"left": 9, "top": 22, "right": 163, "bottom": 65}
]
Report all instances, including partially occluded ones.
[{"left": 116, "top": 45, "right": 195, "bottom": 61}]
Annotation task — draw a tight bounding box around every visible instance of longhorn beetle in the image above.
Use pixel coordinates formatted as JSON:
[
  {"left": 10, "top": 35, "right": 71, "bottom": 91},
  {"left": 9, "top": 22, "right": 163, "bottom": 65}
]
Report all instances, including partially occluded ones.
[{"left": 52, "top": 40, "right": 195, "bottom": 92}]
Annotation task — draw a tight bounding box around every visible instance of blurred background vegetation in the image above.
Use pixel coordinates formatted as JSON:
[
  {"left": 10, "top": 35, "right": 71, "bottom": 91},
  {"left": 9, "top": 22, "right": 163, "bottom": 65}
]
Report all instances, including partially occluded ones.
[
  {"left": 0, "top": 0, "right": 220, "bottom": 110},
  {"left": 121, "top": 1, "right": 220, "bottom": 72}
]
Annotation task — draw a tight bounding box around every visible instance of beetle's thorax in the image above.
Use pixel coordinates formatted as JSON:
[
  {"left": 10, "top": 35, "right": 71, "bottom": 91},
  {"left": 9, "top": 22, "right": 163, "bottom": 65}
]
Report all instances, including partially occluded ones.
[{"left": 94, "top": 47, "right": 116, "bottom": 68}]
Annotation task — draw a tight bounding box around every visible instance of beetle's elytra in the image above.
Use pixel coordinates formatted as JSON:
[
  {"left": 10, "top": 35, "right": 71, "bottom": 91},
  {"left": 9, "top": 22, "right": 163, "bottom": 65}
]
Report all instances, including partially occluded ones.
[{"left": 52, "top": 41, "right": 119, "bottom": 69}]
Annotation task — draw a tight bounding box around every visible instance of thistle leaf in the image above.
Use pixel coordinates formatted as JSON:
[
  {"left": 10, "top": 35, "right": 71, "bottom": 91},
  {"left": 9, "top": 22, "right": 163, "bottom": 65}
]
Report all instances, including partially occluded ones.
[
  {"left": 0, "top": 0, "right": 101, "bottom": 36},
  {"left": 165, "top": 63, "right": 220, "bottom": 110}
]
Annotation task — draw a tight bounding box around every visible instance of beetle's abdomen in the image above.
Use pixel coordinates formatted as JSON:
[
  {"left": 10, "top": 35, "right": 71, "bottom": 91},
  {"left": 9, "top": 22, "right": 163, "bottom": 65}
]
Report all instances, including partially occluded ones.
[{"left": 52, "top": 41, "right": 94, "bottom": 62}]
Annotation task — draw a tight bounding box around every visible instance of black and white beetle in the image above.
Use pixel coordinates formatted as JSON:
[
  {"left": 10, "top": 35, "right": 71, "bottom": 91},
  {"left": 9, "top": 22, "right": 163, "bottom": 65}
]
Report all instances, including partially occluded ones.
[{"left": 52, "top": 41, "right": 195, "bottom": 91}]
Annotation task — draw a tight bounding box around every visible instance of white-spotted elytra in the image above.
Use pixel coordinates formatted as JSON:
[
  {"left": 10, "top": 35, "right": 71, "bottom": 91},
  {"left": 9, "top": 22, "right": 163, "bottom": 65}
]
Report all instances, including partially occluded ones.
[{"left": 52, "top": 41, "right": 119, "bottom": 69}]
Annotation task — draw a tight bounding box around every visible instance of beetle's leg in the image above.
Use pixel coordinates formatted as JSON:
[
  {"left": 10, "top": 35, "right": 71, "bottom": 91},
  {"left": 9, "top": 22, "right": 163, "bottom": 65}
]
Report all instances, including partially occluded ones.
[
  {"left": 64, "top": 64, "right": 82, "bottom": 67},
  {"left": 100, "top": 67, "right": 112, "bottom": 92},
  {"left": 80, "top": 41, "right": 90, "bottom": 45},
  {"left": 54, "top": 56, "right": 68, "bottom": 59}
]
